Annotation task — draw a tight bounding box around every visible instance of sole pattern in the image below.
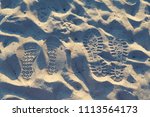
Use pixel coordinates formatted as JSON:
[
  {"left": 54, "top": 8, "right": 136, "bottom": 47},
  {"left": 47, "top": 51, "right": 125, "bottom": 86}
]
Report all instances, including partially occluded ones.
[
  {"left": 109, "top": 63, "right": 126, "bottom": 82},
  {"left": 109, "top": 38, "right": 128, "bottom": 63},
  {"left": 44, "top": 36, "right": 66, "bottom": 75},
  {"left": 83, "top": 34, "right": 104, "bottom": 61},
  {"left": 89, "top": 59, "right": 108, "bottom": 77},
  {"left": 47, "top": 47, "right": 57, "bottom": 75},
  {"left": 17, "top": 42, "right": 41, "bottom": 80}
]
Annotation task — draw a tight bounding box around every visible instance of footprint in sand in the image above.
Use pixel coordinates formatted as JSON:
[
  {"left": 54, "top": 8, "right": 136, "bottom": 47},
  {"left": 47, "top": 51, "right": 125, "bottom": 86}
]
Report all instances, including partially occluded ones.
[
  {"left": 16, "top": 42, "right": 41, "bottom": 80},
  {"left": 83, "top": 34, "right": 104, "bottom": 61},
  {"left": 43, "top": 36, "right": 67, "bottom": 75},
  {"left": 89, "top": 59, "right": 109, "bottom": 77},
  {"left": 109, "top": 38, "right": 128, "bottom": 63},
  {"left": 109, "top": 63, "right": 127, "bottom": 82}
]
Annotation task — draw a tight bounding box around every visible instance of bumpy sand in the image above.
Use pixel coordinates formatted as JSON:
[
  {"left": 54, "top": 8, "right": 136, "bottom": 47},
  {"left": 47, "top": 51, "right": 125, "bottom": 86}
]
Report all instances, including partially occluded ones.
[{"left": 0, "top": 0, "right": 150, "bottom": 100}]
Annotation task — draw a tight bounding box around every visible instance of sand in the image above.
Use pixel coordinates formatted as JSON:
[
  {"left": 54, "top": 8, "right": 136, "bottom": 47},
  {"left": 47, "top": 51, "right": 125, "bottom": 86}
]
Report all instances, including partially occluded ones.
[{"left": 0, "top": 0, "right": 150, "bottom": 100}]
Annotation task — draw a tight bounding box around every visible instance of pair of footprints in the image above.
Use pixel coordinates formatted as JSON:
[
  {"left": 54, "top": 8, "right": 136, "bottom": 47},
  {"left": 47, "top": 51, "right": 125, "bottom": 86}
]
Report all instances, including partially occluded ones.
[
  {"left": 17, "top": 34, "right": 128, "bottom": 82},
  {"left": 83, "top": 34, "right": 128, "bottom": 82},
  {"left": 83, "top": 35, "right": 128, "bottom": 63},
  {"left": 16, "top": 36, "right": 66, "bottom": 80}
]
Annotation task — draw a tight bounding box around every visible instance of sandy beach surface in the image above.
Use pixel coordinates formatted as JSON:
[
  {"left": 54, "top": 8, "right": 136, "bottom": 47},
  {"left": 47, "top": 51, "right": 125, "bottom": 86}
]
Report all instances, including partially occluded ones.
[{"left": 0, "top": 0, "right": 150, "bottom": 100}]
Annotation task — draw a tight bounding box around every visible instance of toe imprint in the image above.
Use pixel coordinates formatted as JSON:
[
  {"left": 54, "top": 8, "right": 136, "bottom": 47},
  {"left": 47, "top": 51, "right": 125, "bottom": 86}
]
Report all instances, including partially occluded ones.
[
  {"left": 83, "top": 34, "right": 104, "bottom": 61},
  {"left": 109, "top": 64, "right": 127, "bottom": 82},
  {"left": 89, "top": 59, "right": 108, "bottom": 77},
  {"left": 109, "top": 38, "right": 128, "bottom": 63}
]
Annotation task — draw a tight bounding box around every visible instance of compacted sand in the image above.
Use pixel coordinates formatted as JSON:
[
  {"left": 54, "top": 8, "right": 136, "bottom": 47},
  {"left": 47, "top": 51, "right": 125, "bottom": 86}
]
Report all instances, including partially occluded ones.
[{"left": 0, "top": 0, "right": 150, "bottom": 100}]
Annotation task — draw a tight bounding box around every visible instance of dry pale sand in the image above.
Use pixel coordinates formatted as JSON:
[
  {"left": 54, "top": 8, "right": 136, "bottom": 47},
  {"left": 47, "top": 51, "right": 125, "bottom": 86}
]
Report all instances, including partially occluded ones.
[{"left": 0, "top": 0, "right": 150, "bottom": 100}]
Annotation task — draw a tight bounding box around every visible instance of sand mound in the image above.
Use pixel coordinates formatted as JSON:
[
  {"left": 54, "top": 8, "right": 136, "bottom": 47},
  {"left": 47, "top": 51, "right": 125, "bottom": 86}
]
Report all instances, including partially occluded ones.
[{"left": 0, "top": 0, "right": 150, "bottom": 100}]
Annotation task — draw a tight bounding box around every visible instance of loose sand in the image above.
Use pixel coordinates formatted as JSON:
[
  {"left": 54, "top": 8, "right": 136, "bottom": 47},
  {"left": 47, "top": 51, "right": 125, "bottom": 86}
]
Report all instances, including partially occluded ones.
[{"left": 0, "top": 0, "right": 150, "bottom": 100}]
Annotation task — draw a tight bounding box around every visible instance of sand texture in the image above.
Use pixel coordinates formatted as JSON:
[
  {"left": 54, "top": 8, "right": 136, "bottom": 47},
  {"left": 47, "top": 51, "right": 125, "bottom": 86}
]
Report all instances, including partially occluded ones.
[{"left": 0, "top": 0, "right": 150, "bottom": 100}]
